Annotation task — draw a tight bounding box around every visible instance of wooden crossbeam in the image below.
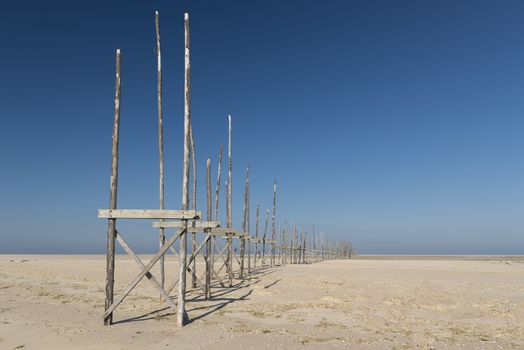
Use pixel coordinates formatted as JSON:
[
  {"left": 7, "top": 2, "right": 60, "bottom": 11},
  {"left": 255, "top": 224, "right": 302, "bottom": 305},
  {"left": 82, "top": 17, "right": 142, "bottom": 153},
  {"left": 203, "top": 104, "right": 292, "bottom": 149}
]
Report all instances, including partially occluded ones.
[
  {"left": 210, "top": 228, "right": 239, "bottom": 235},
  {"left": 211, "top": 231, "right": 231, "bottom": 237},
  {"left": 152, "top": 220, "right": 220, "bottom": 229},
  {"left": 98, "top": 209, "right": 201, "bottom": 220}
]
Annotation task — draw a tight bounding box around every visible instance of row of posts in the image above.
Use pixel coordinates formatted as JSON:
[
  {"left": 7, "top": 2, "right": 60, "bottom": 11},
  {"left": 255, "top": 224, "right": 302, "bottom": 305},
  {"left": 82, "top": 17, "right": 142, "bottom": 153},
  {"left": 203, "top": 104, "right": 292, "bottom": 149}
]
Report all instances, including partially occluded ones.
[{"left": 103, "top": 11, "right": 353, "bottom": 328}]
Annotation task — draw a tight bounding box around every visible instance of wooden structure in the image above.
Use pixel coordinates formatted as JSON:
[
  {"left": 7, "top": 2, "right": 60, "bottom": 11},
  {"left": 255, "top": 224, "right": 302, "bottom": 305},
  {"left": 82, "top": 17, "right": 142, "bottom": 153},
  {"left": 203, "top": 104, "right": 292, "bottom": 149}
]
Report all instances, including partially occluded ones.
[{"left": 98, "top": 11, "right": 353, "bottom": 329}]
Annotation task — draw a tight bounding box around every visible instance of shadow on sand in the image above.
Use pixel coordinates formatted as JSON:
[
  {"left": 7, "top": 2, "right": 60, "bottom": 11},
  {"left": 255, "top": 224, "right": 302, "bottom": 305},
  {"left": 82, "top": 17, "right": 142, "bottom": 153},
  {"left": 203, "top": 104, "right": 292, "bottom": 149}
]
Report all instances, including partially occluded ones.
[{"left": 113, "top": 266, "right": 279, "bottom": 325}]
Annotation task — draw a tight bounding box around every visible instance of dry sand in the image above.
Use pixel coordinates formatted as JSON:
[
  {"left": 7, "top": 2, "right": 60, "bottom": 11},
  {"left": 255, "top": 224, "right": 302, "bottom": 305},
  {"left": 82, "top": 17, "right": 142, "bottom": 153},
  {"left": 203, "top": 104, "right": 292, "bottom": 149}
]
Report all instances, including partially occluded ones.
[{"left": 1, "top": 255, "right": 523, "bottom": 349}]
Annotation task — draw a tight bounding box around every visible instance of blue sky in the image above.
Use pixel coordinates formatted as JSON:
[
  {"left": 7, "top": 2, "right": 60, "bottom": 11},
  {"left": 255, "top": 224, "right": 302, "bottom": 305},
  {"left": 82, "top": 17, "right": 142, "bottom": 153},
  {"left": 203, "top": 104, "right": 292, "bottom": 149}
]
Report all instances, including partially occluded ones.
[{"left": 0, "top": 0, "right": 523, "bottom": 254}]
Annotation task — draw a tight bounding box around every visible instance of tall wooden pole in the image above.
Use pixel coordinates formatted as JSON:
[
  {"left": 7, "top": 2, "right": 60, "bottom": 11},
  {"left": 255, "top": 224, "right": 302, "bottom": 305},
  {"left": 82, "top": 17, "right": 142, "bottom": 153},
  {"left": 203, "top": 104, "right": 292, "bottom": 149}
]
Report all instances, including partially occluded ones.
[
  {"left": 177, "top": 12, "right": 190, "bottom": 328},
  {"left": 215, "top": 143, "right": 223, "bottom": 222},
  {"left": 303, "top": 233, "right": 307, "bottom": 264},
  {"left": 289, "top": 223, "right": 295, "bottom": 264},
  {"left": 254, "top": 204, "right": 259, "bottom": 268},
  {"left": 212, "top": 143, "right": 222, "bottom": 281},
  {"left": 104, "top": 48, "right": 121, "bottom": 326},
  {"left": 227, "top": 115, "right": 233, "bottom": 286},
  {"left": 271, "top": 179, "right": 276, "bottom": 267},
  {"left": 246, "top": 169, "right": 251, "bottom": 272},
  {"left": 313, "top": 225, "right": 316, "bottom": 262},
  {"left": 262, "top": 208, "right": 268, "bottom": 266},
  {"left": 190, "top": 123, "right": 197, "bottom": 289},
  {"left": 227, "top": 115, "right": 232, "bottom": 228},
  {"left": 240, "top": 166, "right": 248, "bottom": 278},
  {"left": 278, "top": 223, "right": 282, "bottom": 265},
  {"left": 205, "top": 158, "right": 211, "bottom": 299},
  {"left": 155, "top": 11, "right": 166, "bottom": 297},
  {"left": 225, "top": 179, "right": 232, "bottom": 285}
]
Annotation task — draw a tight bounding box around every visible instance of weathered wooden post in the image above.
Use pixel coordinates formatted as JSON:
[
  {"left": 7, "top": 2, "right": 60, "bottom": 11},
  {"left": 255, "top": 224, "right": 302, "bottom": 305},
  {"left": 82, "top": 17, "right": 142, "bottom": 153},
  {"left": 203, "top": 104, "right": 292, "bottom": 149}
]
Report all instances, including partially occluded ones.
[
  {"left": 303, "top": 233, "right": 307, "bottom": 264},
  {"left": 225, "top": 179, "right": 232, "bottom": 284},
  {"left": 187, "top": 102, "right": 198, "bottom": 289},
  {"left": 320, "top": 232, "right": 324, "bottom": 261},
  {"left": 277, "top": 223, "right": 284, "bottom": 265},
  {"left": 288, "top": 224, "right": 291, "bottom": 264},
  {"left": 271, "top": 179, "right": 277, "bottom": 267},
  {"left": 246, "top": 169, "right": 251, "bottom": 272},
  {"left": 240, "top": 166, "right": 249, "bottom": 278},
  {"left": 227, "top": 114, "right": 233, "bottom": 286},
  {"left": 282, "top": 224, "right": 287, "bottom": 265},
  {"left": 298, "top": 228, "right": 302, "bottom": 264},
  {"left": 215, "top": 143, "right": 222, "bottom": 221},
  {"left": 205, "top": 158, "right": 212, "bottom": 299},
  {"left": 212, "top": 143, "right": 222, "bottom": 280},
  {"left": 262, "top": 208, "right": 269, "bottom": 266},
  {"left": 177, "top": 12, "right": 191, "bottom": 328},
  {"left": 104, "top": 48, "right": 121, "bottom": 326},
  {"left": 155, "top": 11, "right": 166, "bottom": 297},
  {"left": 295, "top": 226, "right": 298, "bottom": 263},
  {"left": 190, "top": 122, "right": 197, "bottom": 289},
  {"left": 254, "top": 204, "right": 259, "bottom": 268}
]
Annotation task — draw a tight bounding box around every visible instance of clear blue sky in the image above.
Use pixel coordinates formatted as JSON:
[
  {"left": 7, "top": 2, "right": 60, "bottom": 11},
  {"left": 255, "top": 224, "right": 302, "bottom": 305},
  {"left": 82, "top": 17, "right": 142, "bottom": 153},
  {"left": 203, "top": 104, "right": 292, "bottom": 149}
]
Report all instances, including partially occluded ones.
[{"left": 1, "top": 0, "right": 523, "bottom": 254}]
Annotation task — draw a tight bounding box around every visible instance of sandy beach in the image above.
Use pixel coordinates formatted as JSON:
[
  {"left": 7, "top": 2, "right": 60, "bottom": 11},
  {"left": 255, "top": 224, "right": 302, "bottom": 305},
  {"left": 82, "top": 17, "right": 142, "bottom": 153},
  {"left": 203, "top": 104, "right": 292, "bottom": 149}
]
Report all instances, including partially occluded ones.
[{"left": 1, "top": 255, "right": 523, "bottom": 349}]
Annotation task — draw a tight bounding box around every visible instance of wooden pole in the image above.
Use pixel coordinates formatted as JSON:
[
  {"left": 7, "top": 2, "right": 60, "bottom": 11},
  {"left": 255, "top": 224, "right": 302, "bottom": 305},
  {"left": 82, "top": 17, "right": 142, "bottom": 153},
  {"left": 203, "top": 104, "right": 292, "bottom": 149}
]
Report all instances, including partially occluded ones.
[
  {"left": 246, "top": 169, "right": 251, "bottom": 272},
  {"left": 271, "top": 179, "right": 276, "bottom": 267},
  {"left": 303, "top": 232, "right": 307, "bottom": 264},
  {"left": 240, "top": 166, "right": 249, "bottom": 278},
  {"left": 177, "top": 12, "right": 190, "bottom": 328},
  {"left": 289, "top": 223, "right": 295, "bottom": 264},
  {"left": 313, "top": 225, "right": 316, "bottom": 262},
  {"left": 190, "top": 122, "right": 197, "bottom": 289},
  {"left": 262, "top": 208, "right": 268, "bottom": 266},
  {"left": 155, "top": 11, "right": 166, "bottom": 298},
  {"left": 212, "top": 143, "right": 222, "bottom": 286},
  {"left": 278, "top": 223, "right": 282, "bottom": 265},
  {"left": 227, "top": 115, "right": 233, "bottom": 286},
  {"left": 254, "top": 204, "right": 259, "bottom": 268},
  {"left": 282, "top": 224, "right": 286, "bottom": 265},
  {"left": 225, "top": 179, "right": 232, "bottom": 285},
  {"left": 227, "top": 115, "right": 232, "bottom": 228},
  {"left": 205, "top": 158, "right": 211, "bottom": 299},
  {"left": 215, "top": 143, "right": 223, "bottom": 222},
  {"left": 104, "top": 48, "right": 121, "bottom": 326}
]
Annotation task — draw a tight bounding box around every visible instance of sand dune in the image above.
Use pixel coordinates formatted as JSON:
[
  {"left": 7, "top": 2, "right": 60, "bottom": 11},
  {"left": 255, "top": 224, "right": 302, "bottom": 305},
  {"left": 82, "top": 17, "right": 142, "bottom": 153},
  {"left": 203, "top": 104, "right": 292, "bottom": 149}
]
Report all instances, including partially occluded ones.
[{"left": 1, "top": 255, "right": 523, "bottom": 349}]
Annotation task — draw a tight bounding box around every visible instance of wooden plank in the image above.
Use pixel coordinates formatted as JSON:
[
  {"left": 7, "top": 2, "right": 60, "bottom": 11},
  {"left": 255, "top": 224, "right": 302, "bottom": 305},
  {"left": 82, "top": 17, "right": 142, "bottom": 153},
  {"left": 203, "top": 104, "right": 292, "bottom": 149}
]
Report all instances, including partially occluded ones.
[
  {"left": 211, "top": 231, "right": 232, "bottom": 237},
  {"left": 152, "top": 221, "right": 219, "bottom": 229},
  {"left": 210, "top": 227, "right": 238, "bottom": 235},
  {"left": 98, "top": 209, "right": 201, "bottom": 219}
]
